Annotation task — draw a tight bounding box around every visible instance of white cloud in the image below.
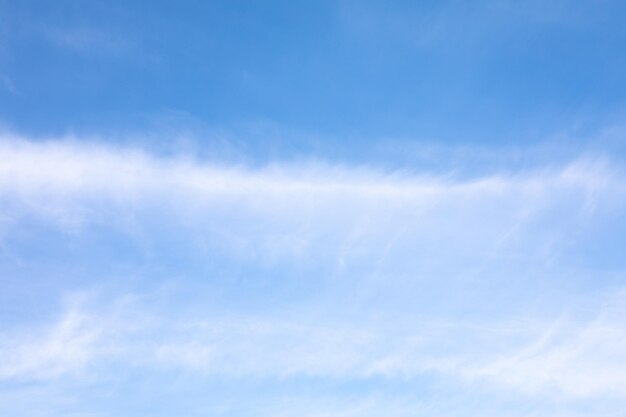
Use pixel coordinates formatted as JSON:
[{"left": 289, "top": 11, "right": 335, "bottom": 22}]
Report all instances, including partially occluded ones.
[
  {"left": 0, "top": 297, "right": 103, "bottom": 380},
  {"left": 463, "top": 290, "right": 626, "bottom": 397},
  {"left": 0, "top": 135, "right": 621, "bottom": 265},
  {"left": 1, "top": 135, "right": 626, "bottom": 414},
  {"left": 3, "top": 288, "right": 626, "bottom": 401}
]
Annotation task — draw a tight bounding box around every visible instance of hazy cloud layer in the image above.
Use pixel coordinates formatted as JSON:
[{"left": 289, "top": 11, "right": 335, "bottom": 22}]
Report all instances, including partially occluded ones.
[{"left": 1, "top": 136, "right": 626, "bottom": 416}]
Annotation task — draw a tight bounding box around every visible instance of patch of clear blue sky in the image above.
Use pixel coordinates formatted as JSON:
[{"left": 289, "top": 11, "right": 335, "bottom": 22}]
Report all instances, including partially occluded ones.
[{"left": 1, "top": 0, "right": 626, "bottom": 153}]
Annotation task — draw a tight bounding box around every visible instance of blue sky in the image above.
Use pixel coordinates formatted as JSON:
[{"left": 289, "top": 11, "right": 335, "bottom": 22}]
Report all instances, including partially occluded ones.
[{"left": 1, "top": 1, "right": 626, "bottom": 416}]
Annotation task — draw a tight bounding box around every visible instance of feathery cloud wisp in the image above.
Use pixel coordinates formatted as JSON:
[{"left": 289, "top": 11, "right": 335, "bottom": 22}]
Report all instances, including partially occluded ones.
[{"left": 1, "top": 136, "right": 626, "bottom": 416}]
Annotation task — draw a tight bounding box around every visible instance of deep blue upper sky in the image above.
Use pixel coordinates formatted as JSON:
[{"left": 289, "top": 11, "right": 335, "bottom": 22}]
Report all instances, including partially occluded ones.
[{"left": 2, "top": 0, "right": 626, "bottom": 147}]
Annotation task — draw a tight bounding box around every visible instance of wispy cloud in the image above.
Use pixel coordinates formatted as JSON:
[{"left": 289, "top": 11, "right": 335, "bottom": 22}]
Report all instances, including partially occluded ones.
[
  {"left": 0, "top": 135, "right": 621, "bottom": 274},
  {"left": 3, "top": 286, "right": 626, "bottom": 402},
  {"left": 464, "top": 290, "right": 626, "bottom": 397},
  {"left": 1, "top": 135, "right": 626, "bottom": 416},
  {"left": 0, "top": 302, "right": 101, "bottom": 380},
  {"left": 0, "top": 135, "right": 619, "bottom": 227}
]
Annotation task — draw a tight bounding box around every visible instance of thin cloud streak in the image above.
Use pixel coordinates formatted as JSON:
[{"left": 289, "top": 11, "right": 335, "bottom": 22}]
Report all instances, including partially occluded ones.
[
  {"left": 2, "top": 289, "right": 626, "bottom": 400},
  {"left": 0, "top": 135, "right": 621, "bottom": 270},
  {"left": 0, "top": 136, "right": 620, "bottom": 224}
]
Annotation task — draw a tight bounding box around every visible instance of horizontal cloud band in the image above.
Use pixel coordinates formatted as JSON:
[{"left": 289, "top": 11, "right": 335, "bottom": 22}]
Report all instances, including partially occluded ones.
[{"left": 1, "top": 135, "right": 626, "bottom": 405}]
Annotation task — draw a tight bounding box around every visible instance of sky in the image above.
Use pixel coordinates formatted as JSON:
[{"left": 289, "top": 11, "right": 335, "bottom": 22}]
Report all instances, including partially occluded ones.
[{"left": 1, "top": 1, "right": 626, "bottom": 416}]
